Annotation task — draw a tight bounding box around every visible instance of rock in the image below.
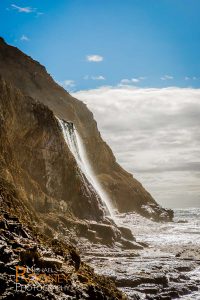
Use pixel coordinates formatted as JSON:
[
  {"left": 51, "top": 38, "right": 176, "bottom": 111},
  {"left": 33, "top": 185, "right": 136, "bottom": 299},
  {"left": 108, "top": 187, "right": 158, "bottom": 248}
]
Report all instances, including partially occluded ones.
[
  {"left": 78, "top": 274, "right": 88, "bottom": 283},
  {"left": 175, "top": 265, "right": 193, "bottom": 272},
  {"left": 70, "top": 248, "right": 81, "bottom": 271},
  {"left": 138, "top": 241, "right": 149, "bottom": 248},
  {"left": 9, "top": 240, "right": 22, "bottom": 249},
  {"left": 7, "top": 222, "right": 29, "bottom": 238},
  {"left": 118, "top": 226, "right": 136, "bottom": 241},
  {"left": 187, "top": 284, "right": 198, "bottom": 291},
  {"left": 165, "top": 290, "right": 179, "bottom": 298},
  {"left": 116, "top": 277, "right": 141, "bottom": 288},
  {"left": 160, "top": 296, "right": 171, "bottom": 300},
  {"left": 177, "top": 219, "right": 188, "bottom": 223},
  {"left": 121, "top": 238, "right": 143, "bottom": 250},
  {"left": 115, "top": 274, "right": 168, "bottom": 290},
  {"left": 175, "top": 253, "right": 181, "bottom": 257},
  {"left": 135, "top": 284, "right": 160, "bottom": 294},
  {"left": 39, "top": 257, "right": 63, "bottom": 269},
  {"left": 150, "top": 275, "right": 168, "bottom": 287},
  {"left": 76, "top": 222, "right": 89, "bottom": 236},
  {"left": 20, "top": 246, "right": 40, "bottom": 266},
  {"left": 87, "top": 285, "right": 105, "bottom": 300},
  {"left": 0, "top": 219, "right": 7, "bottom": 230},
  {"left": 0, "top": 275, "right": 7, "bottom": 293},
  {"left": 87, "top": 229, "right": 97, "bottom": 241},
  {"left": 0, "top": 246, "right": 12, "bottom": 263},
  {"left": 89, "top": 222, "right": 121, "bottom": 244}
]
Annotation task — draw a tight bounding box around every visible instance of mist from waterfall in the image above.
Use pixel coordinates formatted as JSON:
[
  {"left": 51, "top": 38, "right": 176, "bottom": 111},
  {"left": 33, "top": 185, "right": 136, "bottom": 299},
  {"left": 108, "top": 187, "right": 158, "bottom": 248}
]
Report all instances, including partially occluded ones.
[{"left": 58, "top": 119, "right": 116, "bottom": 221}]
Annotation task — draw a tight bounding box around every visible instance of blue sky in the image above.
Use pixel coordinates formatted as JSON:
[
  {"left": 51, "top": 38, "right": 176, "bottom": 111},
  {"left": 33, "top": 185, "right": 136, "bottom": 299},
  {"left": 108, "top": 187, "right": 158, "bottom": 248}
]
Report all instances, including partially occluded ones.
[
  {"left": 1, "top": 0, "right": 200, "bottom": 91},
  {"left": 1, "top": 1, "right": 200, "bottom": 207}
]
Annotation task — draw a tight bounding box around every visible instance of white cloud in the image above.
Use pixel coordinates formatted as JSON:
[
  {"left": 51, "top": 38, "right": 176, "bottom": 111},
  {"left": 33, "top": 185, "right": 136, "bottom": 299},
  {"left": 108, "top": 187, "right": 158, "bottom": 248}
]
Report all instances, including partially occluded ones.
[
  {"left": 73, "top": 86, "right": 200, "bottom": 208},
  {"left": 20, "top": 35, "right": 29, "bottom": 42},
  {"left": 161, "top": 75, "right": 174, "bottom": 80},
  {"left": 131, "top": 78, "right": 140, "bottom": 83},
  {"left": 185, "top": 76, "right": 199, "bottom": 81},
  {"left": 11, "top": 4, "right": 34, "bottom": 13},
  {"left": 36, "top": 12, "right": 44, "bottom": 17},
  {"left": 86, "top": 55, "right": 103, "bottom": 62},
  {"left": 57, "top": 80, "right": 76, "bottom": 91},
  {"left": 83, "top": 75, "right": 105, "bottom": 80},
  {"left": 91, "top": 76, "right": 105, "bottom": 80},
  {"left": 62, "top": 80, "right": 75, "bottom": 87},
  {"left": 120, "top": 79, "right": 131, "bottom": 84},
  {"left": 120, "top": 77, "right": 146, "bottom": 85}
]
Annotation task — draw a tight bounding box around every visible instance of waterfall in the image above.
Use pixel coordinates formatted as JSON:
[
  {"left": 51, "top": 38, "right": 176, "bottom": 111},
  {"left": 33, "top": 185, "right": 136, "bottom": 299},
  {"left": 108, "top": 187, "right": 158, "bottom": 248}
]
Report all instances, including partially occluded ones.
[{"left": 58, "top": 118, "right": 116, "bottom": 221}]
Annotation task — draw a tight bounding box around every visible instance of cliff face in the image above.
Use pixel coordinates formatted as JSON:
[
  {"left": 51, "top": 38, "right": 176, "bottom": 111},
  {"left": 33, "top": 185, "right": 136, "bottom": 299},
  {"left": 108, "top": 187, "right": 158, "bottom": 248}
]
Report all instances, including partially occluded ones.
[
  {"left": 0, "top": 37, "right": 172, "bottom": 221},
  {"left": 0, "top": 78, "right": 104, "bottom": 222}
]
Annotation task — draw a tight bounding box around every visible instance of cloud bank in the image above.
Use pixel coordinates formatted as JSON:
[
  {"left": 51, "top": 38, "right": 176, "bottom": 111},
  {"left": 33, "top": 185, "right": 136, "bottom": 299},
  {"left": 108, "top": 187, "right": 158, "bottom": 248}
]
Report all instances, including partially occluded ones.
[{"left": 73, "top": 86, "right": 200, "bottom": 208}]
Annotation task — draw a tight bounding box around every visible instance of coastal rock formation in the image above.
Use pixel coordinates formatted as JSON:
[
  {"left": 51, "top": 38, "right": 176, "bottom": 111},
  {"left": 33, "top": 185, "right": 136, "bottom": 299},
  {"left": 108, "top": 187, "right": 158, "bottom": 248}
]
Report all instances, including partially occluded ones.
[
  {"left": 0, "top": 37, "right": 173, "bottom": 221},
  {"left": 0, "top": 205, "right": 128, "bottom": 300},
  {"left": 3, "top": 37, "right": 198, "bottom": 300},
  {"left": 0, "top": 78, "right": 104, "bottom": 222},
  {"left": 0, "top": 76, "right": 145, "bottom": 252}
]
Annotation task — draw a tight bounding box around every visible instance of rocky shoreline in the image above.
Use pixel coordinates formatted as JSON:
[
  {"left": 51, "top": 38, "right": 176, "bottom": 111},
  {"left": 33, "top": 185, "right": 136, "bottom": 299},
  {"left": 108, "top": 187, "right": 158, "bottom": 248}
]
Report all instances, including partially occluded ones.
[
  {"left": 79, "top": 241, "right": 200, "bottom": 299},
  {"left": 0, "top": 207, "right": 127, "bottom": 300},
  {"left": 78, "top": 212, "right": 200, "bottom": 300},
  {"left": 1, "top": 204, "right": 199, "bottom": 300}
]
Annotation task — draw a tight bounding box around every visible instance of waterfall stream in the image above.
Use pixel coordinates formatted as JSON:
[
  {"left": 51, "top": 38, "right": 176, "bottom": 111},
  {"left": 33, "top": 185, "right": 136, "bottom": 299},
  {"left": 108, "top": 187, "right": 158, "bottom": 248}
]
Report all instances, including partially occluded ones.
[{"left": 58, "top": 119, "right": 116, "bottom": 221}]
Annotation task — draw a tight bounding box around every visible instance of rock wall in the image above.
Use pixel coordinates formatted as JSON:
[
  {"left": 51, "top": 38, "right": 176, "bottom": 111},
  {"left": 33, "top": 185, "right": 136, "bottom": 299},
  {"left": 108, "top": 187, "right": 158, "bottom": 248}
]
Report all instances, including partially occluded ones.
[
  {"left": 0, "top": 78, "right": 105, "bottom": 222},
  {"left": 0, "top": 37, "right": 173, "bottom": 221}
]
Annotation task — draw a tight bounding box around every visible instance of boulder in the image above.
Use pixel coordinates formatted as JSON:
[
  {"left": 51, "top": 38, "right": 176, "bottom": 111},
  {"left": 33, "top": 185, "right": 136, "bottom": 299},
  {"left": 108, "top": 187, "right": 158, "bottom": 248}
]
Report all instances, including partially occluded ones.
[{"left": 118, "top": 226, "right": 136, "bottom": 241}]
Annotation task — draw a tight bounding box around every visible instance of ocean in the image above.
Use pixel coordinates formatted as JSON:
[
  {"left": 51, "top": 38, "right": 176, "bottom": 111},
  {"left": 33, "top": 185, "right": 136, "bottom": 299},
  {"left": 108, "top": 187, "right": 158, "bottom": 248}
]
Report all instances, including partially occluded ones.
[
  {"left": 117, "top": 208, "right": 200, "bottom": 299},
  {"left": 81, "top": 208, "right": 200, "bottom": 299}
]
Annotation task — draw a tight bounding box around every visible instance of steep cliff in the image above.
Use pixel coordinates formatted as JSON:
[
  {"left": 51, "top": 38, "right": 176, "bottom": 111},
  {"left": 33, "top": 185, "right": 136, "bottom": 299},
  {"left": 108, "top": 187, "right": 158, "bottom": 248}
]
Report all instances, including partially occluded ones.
[
  {"left": 0, "top": 78, "right": 106, "bottom": 222},
  {"left": 0, "top": 76, "right": 141, "bottom": 246},
  {"left": 0, "top": 37, "right": 172, "bottom": 221}
]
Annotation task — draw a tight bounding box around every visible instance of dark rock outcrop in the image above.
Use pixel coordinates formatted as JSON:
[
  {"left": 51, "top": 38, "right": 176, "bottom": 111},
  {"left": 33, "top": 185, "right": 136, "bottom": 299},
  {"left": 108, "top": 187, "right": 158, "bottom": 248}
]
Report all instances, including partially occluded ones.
[{"left": 0, "top": 205, "right": 127, "bottom": 300}]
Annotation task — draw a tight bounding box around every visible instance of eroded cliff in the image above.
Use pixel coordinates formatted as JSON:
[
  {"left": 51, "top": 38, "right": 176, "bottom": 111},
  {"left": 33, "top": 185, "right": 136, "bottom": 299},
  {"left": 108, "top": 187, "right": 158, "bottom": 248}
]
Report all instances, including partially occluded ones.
[
  {"left": 0, "top": 78, "right": 105, "bottom": 222},
  {"left": 0, "top": 37, "right": 172, "bottom": 221}
]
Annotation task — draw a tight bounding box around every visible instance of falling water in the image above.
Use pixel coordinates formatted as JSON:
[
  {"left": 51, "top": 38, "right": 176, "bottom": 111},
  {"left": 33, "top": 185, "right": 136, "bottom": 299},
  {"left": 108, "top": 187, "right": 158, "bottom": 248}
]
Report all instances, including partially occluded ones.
[{"left": 58, "top": 119, "right": 116, "bottom": 221}]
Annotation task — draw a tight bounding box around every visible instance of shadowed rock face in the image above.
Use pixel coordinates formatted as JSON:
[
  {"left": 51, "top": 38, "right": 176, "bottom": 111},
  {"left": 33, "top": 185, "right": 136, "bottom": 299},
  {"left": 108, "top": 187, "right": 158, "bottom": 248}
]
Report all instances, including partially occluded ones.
[
  {"left": 0, "top": 78, "right": 105, "bottom": 222},
  {"left": 0, "top": 206, "right": 128, "bottom": 300},
  {"left": 0, "top": 37, "right": 173, "bottom": 221}
]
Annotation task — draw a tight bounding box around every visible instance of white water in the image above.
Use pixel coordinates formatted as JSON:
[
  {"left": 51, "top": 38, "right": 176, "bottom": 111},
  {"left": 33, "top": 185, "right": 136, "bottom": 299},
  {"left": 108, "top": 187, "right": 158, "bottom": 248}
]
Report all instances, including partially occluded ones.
[
  {"left": 58, "top": 119, "right": 116, "bottom": 221},
  {"left": 116, "top": 207, "right": 200, "bottom": 247},
  {"left": 81, "top": 208, "right": 200, "bottom": 299},
  {"left": 115, "top": 208, "right": 200, "bottom": 299}
]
